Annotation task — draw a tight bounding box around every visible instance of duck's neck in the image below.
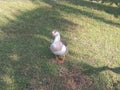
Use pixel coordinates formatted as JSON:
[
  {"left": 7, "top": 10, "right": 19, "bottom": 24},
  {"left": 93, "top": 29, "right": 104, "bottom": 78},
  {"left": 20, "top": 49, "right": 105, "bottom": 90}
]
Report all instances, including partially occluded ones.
[{"left": 53, "top": 34, "right": 60, "bottom": 43}]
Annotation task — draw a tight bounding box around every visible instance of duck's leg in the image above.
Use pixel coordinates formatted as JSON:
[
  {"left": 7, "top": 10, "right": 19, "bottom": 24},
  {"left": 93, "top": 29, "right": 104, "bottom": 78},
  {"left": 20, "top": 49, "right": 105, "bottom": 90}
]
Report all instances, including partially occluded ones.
[{"left": 58, "top": 55, "right": 65, "bottom": 64}]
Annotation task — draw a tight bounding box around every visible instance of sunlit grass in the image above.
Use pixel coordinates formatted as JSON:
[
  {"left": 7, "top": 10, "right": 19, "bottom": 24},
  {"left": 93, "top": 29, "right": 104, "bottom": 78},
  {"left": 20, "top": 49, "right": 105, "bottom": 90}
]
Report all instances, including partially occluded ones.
[
  {"left": 2, "top": 75, "right": 14, "bottom": 85},
  {"left": 9, "top": 54, "right": 20, "bottom": 61},
  {"left": 0, "top": 0, "right": 50, "bottom": 26}
]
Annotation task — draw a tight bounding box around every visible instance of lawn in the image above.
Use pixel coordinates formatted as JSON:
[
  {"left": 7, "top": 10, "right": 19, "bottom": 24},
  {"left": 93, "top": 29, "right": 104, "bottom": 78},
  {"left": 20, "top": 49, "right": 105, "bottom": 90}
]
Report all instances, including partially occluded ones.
[{"left": 0, "top": 0, "right": 120, "bottom": 90}]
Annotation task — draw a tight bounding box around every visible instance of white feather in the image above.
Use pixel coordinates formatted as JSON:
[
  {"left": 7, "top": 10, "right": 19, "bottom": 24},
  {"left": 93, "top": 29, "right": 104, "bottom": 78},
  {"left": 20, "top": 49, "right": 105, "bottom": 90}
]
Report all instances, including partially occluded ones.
[{"left": 50, "top": 31, "right": 67, "bottom": 56}]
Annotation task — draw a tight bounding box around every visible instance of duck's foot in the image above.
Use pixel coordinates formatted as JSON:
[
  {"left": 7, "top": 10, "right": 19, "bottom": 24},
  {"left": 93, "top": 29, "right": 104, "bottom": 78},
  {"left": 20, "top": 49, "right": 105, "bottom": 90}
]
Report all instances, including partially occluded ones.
[
  {"left": 57, "top": 59, "right": 64, "bottom": 64},
  {"left": 52, "top": 55, "right": 65, "bottom": 64},
  {"left": 52, "top": 59, "right": 64, "bottom": 64}
]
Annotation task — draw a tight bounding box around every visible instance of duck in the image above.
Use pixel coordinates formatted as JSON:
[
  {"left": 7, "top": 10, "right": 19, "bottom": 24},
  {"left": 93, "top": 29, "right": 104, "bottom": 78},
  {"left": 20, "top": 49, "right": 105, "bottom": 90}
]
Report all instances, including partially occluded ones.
[{"left": 50, "top": 30, "right": 68, "bottom": 63}]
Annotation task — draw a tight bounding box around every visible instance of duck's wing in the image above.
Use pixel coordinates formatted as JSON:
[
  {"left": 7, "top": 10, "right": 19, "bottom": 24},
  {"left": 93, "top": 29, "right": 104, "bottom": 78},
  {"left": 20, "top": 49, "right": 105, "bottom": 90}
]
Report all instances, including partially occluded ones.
[
  {"left": 61, "top": 40, "right": 67, "bottom": 46},
  {"left": 50, "top": 42, "right": 63, "bottom": 52}
]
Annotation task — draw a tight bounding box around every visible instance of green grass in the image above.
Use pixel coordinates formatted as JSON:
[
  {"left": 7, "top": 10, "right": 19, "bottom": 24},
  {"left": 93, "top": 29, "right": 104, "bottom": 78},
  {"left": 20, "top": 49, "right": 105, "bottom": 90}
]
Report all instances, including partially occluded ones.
[{"left": 0, "top": 0, "right": 120, "bottom": 90}]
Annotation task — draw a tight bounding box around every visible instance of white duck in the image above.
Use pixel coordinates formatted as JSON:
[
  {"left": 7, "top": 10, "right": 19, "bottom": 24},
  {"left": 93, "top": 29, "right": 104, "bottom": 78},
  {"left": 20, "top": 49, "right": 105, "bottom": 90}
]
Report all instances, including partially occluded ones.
[{"left": 50, "top": 30, "right": 68, "bottom": 63}]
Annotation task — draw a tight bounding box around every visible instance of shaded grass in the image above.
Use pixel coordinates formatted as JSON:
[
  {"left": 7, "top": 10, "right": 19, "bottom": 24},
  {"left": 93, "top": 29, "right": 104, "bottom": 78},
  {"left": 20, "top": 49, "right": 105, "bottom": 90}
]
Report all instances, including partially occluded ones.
[
  {"left": 0, "top": 0, "right": 120, "bottom": 90},
  {"left": 67, "top": 0, "right": 120, "bottom": 17}
]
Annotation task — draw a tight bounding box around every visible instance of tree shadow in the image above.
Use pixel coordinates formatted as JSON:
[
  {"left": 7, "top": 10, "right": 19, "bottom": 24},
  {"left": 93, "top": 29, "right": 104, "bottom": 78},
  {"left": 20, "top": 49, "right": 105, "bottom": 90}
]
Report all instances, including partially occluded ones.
[
  {"left": 107, "top": 67, "right": 120, "bottom": 74},
  {"left": 0, "top": 4, "right": 77, "bottom": 90},
  {"left": 113, "top": 80, "right": 120, "bottom": 90},
  {"left": 65, "top": 59, "right": 120, "bottom": 90},
  {"left": 40, "top": 0, "right": 120, "bottom": 28},
  {"left": 88, "top": 0, "right": 120, "bottom": 7},
  {"left": 66, "top": 50, "right": 120, "bottom": 75},
  {"left": 68, "top": 0, "right": 120, "bottom": 18},
  {"left": 78, "top": 62, "right": 120, "bottom": 75},
  {"left": 101, "top": 0, "right": 120, "bottom": 7}
]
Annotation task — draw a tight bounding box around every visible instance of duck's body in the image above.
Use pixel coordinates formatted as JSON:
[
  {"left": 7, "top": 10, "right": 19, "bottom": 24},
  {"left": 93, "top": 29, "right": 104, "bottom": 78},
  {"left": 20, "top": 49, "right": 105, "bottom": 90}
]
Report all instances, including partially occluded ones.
[
  {"left": 50, "top": 30, "right": 68, "bottom": 63},
  {"left": 51, "top": 43, "right": 67, "bottom": 55},
  {"left": 50, "top": 35, "right": 67, "bottom": 55}
]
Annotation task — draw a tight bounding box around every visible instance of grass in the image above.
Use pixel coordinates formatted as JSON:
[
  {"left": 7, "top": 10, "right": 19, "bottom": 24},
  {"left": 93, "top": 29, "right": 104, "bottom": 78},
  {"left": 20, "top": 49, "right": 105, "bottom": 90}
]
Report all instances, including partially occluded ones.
[{"left": 0, "top": 0, "right": 120, "bottom": 90}]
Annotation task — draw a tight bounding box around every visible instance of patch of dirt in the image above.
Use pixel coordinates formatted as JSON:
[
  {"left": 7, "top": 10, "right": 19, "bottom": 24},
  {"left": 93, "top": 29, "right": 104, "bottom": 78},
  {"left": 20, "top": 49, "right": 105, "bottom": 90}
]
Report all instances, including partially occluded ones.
[
  {"left": 25, "top": 74, "right": 44, "bottom": 90},
  {"left": 24, "top": 66, "right": 95, "bottom": 90},
  {"left": 59, "top": 66, "right": 94, "bottom": 90}
]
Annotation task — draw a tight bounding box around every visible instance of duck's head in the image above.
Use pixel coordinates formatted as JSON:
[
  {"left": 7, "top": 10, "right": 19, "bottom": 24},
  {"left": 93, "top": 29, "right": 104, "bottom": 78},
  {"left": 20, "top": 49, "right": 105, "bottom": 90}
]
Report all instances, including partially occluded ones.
[{"left": 51, "top": 30, "right": 60, "bottom": 37}]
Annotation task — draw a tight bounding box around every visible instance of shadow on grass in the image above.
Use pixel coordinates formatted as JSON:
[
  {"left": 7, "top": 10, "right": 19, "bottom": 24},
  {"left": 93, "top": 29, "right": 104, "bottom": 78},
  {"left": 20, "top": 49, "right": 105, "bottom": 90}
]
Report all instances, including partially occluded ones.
[
  {"left": 0, "top": 4, "right": 77, "bottom": 90},
  {"left": 107, "top": 67, "right": 120, "bottom": 74},
  {"left": 68, "top": 0, "right": 120, "bottom": 18},
  {"left": 64, "top": 60, "right": 120, "bottom": 90},
  {"left": 89, "top": 0, "right": 120, "bottom": 6},
  {"left": 65, "top": 59, "right": 120, "bottom": 75},
  {"left": 78, "top": 62, "right": 120, "bottom": 75},
  {"left": 41, "top": 0, "right": 120, "bottom": 28},
  {"left": 101, "top": 0, "right": 120, "bottom": 7}
]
